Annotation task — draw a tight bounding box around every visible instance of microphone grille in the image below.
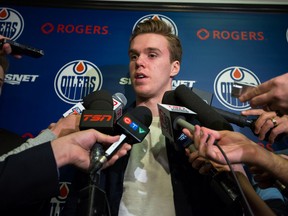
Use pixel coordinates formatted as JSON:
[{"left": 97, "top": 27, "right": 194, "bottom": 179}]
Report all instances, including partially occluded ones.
[
  {"left": 113, "top": 92, "right": 128, "bottom": 106},
  {"left": 82, "top": 90, "right": 113, "bottom": 110}
]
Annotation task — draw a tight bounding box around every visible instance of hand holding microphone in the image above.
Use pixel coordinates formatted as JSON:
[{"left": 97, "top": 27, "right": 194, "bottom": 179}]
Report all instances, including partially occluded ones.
[
  {"left": 78, "top": 89, "right": 152, "bottom": 175},
  {"left": 160, "top": 86, "right": 244, "bottom": 206},
  {"left": 78, "top": 90, "right": 126, "bottom": 172},
  {"left": 89, "top": 105, "right": 152, "bottom": 174},
  {"left": 241, "top": 109, "right": 287, "bottom": 143},
  {"left": 0, "top": 38, "right": 44, "bottom": 58}
]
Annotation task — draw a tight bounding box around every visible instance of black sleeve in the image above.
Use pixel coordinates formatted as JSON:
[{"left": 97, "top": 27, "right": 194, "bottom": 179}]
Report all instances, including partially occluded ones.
[
  {"left": 0, "top": 128, "right": 26, "bottom": 155},
  {"left": 0, "top": 141, "right": 59, "bottom": 210}
]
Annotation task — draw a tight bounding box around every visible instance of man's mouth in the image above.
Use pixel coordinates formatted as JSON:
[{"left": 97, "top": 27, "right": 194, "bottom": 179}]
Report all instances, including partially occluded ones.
[
  {"left": 135, "top": 73, "right": 146, "bottom": 79},
  {"left": 136, "top": 74, "right": 145, "bottom": 78}
]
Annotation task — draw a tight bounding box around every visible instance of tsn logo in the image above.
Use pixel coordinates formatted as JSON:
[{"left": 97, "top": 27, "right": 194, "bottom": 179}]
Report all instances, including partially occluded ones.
[{"left": 82, "top": 114, "right": 112, "bottom": 122}]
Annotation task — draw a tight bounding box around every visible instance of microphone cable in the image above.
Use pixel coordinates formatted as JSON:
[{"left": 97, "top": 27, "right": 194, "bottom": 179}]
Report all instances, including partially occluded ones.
[{"left": 213, "top": 141, "right": 254, "bottom": 216}]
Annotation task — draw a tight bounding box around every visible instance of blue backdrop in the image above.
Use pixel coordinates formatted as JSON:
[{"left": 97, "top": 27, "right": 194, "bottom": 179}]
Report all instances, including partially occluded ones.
[{"left": 0, "top": 4, "right": 288, "bottom": 214}]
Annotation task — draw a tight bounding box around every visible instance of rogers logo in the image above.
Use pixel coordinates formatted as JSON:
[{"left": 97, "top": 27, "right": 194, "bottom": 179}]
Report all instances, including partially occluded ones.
[
  {"left": 197, "top": 28, "right": 210, "bottom": 40},
  {"left": 41, "top": 22, "right": 109, "bottom": 35},
  {"left": 197, "top": 28, "right": 264, "bottom": 41}
]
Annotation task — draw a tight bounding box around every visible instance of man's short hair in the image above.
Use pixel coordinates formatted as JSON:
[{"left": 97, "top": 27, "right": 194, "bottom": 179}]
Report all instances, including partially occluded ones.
[{"left": 130, "top": 19, "right": 182, "bottom": 63}]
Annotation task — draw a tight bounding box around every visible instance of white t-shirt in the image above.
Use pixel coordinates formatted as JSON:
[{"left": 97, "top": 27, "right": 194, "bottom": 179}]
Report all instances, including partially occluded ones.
[{"left": 118, "top": 117, "right": 175, "bottom": 216}]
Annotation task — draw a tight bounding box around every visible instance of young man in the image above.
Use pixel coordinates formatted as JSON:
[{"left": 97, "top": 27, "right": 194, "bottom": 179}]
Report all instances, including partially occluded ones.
[{"left": 102, "top": 19, "right": 235, "bottom": 216}]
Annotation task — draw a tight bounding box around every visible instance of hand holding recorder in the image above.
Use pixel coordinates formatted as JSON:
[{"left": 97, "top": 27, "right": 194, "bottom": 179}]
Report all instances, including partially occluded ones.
[{"left": 0, "top": 37, "right": 44, "bottom": 58}]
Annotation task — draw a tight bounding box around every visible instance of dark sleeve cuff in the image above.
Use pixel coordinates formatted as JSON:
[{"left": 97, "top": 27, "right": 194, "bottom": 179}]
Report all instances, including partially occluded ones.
[{"left": 0, "top": 141, "right": 59, "bottom": 208}]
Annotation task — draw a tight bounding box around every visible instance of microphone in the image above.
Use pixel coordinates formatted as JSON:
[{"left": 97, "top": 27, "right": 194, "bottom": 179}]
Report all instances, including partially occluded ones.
[
  {"left": 63, "top": 92, "right": 127, "bottom": 120},
  {"left": 184, "top": 86, "right": 285, "bottom": 142},
  {"left": 213, "top": 107, "right": 286, "bottom": 142},
  {"left": 89, "top": 106, "right": 152, "bottom": 174},
  {"left": 79, "top": 90, "right": 115, "bottom": 134},
  {"left": 63, "top": 102, "right": 86, "bottom": 117},
  {"left": 173, "top": 85, "right": 233, "bottom": 131},
  {"left": 161, "top": 90, "right": 243, "bottom": 207},
  {"left": 158, "top": 103, "right": 197, "bottom": 151},
  {"left": 112, "top": 92, "right": 127, "bottom": 121},
  {"left": 212, "top": 107, "right": 253, "bottom": 128}
]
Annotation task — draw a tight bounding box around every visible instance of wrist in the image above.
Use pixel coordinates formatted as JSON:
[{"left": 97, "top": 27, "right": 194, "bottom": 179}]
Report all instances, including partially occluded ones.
[
  {"left": 252, "top": 145, "right": 273, "bottom": 169},
  {"left": 243, "top": 143, "right": 265, "bottom": 166},
  {"left": 51, "top": 139, "right": 69, "bottom": 168}
]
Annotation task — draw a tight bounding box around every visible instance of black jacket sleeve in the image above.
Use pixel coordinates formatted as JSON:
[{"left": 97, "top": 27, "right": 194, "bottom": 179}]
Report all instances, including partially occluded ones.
[{"left": 0, "top": 142, "right": 59, "bottom": 211}]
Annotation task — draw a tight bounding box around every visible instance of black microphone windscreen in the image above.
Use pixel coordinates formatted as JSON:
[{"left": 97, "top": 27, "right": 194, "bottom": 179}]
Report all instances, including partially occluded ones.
[
  {"left": 174, "top": 85, "right": 233, "bottom": 131},
  {"left": 162, "top": 90, "right": 183, "bottom": 106},
  {"left": 131, "top": 106, "right": 153, "bottom": 127},
  {"left": 82, "top": 90, "right": 113, "bottom": 110},
  {"left": 162, "top": 90, "right": 175, "bottom": 104},
  {"left": 162, "top": 90, "right": 179, "bottom": 105}
]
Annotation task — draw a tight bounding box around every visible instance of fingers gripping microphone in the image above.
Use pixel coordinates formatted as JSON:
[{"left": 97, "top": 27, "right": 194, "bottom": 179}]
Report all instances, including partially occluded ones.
[
  {"left": 161, "top": 90, "right": 241, "bottom": 206},
  {"left": 174, "top": 85, "right": 233, "bottom": 131},
  {"left": 79, "top": 90, "right": 128, "bottom": 172},
  {"left": 213, "top": 107, "right": 286, "bottom": 142},
  {"left": 184, "top": 86, "right": 285, "bottom": 142},
  {"left": 77, "top": 90, "right": 128, "bottom": 216},
  {"left": 89, "top": 106, "right": 152, "bottom": 174},
  {"left": 213, "top": 107, "right": 253, "bottom": 128}
]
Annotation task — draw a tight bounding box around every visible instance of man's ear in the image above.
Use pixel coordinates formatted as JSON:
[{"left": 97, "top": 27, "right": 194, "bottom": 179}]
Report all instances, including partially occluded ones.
[{"left": 170, "top": 60, "right": 180, "bottom": 78}]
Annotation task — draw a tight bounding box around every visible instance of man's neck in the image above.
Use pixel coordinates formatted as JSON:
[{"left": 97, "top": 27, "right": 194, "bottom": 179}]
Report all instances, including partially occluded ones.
[{"left": 136, "top": 97, "right": 161, "bottom": 117}]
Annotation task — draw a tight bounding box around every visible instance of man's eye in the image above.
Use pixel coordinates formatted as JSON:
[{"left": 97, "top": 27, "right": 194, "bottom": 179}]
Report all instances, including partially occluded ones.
[
  {"left": 148, "top": 53, "right": 157, "bottom": 58},
  {"left": 130, "top": 54, "right": 138, "bottom": 60}
]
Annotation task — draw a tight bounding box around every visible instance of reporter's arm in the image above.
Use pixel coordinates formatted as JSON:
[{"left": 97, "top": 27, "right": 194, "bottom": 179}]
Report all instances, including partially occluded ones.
[
  {"left": 234, "top": 171, "right": 276, "bottom": 216},
  {"left": 51, "top": 129, "right": 131, "bottom": 169},
  {"left": 0, "top": 142, "right": 59, "bottom": 209},
  {"left": 0, "top": 129, "right": 131, "bottom": 209},
  {"left": 0, "top": 128, "right": 56, "bottom": 161},
  {"left": 0, "top": 114, "right": 80, "bottom": 161},
  {"left": 183, "top": 126, "right": 288, "bottom": 185},
  {"left": 256, "top": 149, "right": 288, "bottom": 186}
]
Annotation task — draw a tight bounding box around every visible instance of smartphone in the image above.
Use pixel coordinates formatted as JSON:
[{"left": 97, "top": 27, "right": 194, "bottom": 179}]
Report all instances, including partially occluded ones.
[
  {"left": 231, "top": 81, "right": 257, "bottom": 98},
  {"left": 0, "top": 38, "right": 44, "bottom": 58}
]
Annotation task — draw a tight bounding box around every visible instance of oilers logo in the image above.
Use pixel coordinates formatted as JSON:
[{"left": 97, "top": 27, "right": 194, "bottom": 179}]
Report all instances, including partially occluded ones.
[
  {"left": 54, "top": 60, "right": 103, "bottom": 104},
  {"left": 132, "top": 14, "right": 178, "bottom": 36},
  {"left": 214, "top": 66, "right": 261, "bottom": 111},
  {"left": 49, "top": 182, "right": 71, "bottom": 216},
  {"left": 0, "top": 8, "right": 24, "bottom": 40}
]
